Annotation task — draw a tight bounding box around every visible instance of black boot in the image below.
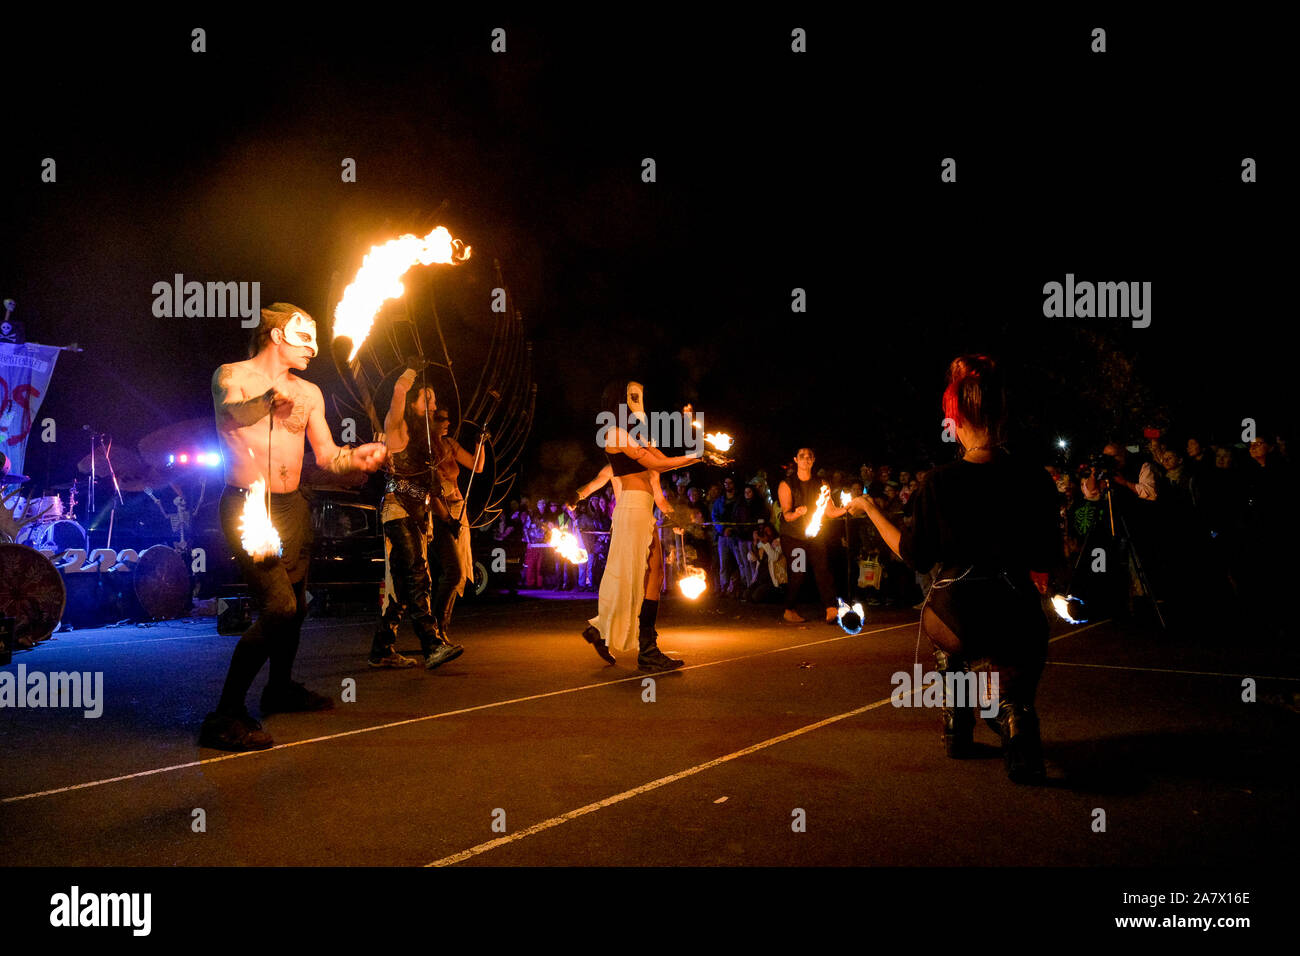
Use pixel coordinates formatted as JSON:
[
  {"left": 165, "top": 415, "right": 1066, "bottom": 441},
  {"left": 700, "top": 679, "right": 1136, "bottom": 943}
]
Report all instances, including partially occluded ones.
[
  {"left": 415, "top": 615, "right": 463, "bottom": 670},
  {"left": 637, "top": 600, "right": 683, "bottom": 672},
  {"left": 935, "top": 648, "right": 974, "bottom": 758},
  {"left": 996, "top": 699, "right": 1045, "bottom": 785},
  {"left": 582, "top": 625, "right": 616, "bottom": 665},
  {"left": 368, "top": 614, "right": 416, "bottom": 668}
]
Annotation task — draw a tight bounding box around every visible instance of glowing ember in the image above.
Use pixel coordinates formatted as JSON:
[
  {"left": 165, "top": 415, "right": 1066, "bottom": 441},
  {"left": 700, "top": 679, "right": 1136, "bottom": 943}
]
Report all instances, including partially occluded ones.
[
  {"left": 1051, "top": 594, "right": 1088, "bottom": 624},
  {"left": 704, "top": 432, "right": 733, "bottom": 452},
  {"left": 548, "top": 528, "right": 588, "bottom": 565},
  {"left": 836, "top": 597, "right": 866, "bottom": 634},
  {"left": 805, "top": 484, "right": 831, "bottom": 537},
  {"left": 240, "top": 479, "right": 282, "bottom": 561},
  {"left": 333, "top": 226, "right": 471, "bottom": 361},
  {"left": 678, "top": 566, "right": 708, "bottom": 600}
]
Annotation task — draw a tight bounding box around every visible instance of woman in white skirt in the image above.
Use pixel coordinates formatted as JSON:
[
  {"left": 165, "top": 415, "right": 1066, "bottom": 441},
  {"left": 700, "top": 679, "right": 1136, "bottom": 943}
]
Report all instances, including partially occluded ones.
[{"left": 578, "top": 381, "right": 699, "bottom": 671}]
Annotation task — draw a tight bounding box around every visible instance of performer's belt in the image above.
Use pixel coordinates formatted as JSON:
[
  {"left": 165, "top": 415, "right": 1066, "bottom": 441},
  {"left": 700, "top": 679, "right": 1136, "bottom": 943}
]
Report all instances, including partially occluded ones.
[{"left": 386, "top": 476, "right": 436, "bottom": 505}]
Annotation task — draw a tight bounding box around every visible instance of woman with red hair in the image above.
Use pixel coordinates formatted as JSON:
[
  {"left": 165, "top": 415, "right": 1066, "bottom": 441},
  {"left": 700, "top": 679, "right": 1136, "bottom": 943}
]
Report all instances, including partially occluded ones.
[{"left": 849, "top": 355, "right": 1059, "bottom": 784}]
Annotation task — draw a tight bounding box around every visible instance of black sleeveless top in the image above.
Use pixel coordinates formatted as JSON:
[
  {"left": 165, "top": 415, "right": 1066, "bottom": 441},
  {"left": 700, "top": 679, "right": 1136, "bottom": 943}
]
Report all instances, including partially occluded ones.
[
  {"left": 781, "top": 475, "right": 823, "bottom": 537},
  {"left": 606, "top": 448, "right": 645, "bottom": 478}
]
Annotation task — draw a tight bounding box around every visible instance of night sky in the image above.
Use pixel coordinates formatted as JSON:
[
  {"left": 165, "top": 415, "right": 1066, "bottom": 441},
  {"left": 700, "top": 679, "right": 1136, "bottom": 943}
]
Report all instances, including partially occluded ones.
[{"left": 2, "top": 12, "right": 1285, "bottom": 504}]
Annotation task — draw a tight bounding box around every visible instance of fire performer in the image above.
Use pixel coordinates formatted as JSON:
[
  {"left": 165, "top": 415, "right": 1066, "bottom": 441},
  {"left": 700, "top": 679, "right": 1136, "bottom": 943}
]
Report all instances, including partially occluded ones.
[
  {"left": 846, "top": 355, "right": 1058, "bottom": 784},
  {"left": 778, "top": 447, "right": 847, "bottom": 625},
  {"left": 571, "top": 463, "right": 674, "bottom": 663},
  {"left": 575, "top": 381, "right": 699, "bottom": 671},
  {"left": 367, "top": 366, "right": 481, "bottom": 668},
  {"left": 203, "top": 304, "right": 387, "bottom": 751}
]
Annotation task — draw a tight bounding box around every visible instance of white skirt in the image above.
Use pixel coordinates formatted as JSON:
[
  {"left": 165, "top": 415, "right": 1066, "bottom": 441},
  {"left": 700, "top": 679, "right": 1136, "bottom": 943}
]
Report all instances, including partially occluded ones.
[{"left": 589, "top": 489, "right": 655, "bottom": 652}]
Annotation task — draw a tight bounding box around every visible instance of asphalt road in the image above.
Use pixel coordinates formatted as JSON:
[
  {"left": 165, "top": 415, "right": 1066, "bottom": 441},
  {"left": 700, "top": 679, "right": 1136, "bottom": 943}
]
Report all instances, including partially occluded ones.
[{"left": 2, "top": 591, "right": 1296, "bottom": 867}]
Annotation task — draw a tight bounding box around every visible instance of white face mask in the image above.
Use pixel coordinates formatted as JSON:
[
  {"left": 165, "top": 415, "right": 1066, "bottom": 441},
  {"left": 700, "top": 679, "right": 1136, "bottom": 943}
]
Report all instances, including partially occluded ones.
[
  {"left": 280, "top": 313, "right": 318, "bottom": 357},
  {"left": 626, "top": 380, "right": 646, "bottom": 425}
]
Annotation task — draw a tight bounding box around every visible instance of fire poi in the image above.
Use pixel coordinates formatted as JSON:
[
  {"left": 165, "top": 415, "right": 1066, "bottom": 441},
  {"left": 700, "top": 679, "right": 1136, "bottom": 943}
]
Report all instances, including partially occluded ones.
[{"left": 549, "top": 528, "right": 588, "bottom": 565}]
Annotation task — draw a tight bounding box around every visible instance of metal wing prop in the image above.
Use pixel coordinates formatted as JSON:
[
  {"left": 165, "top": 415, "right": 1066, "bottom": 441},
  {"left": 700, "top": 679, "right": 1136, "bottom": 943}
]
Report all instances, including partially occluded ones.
[{"left": 327, "top": 233, "right": 535, "bottom": 530}]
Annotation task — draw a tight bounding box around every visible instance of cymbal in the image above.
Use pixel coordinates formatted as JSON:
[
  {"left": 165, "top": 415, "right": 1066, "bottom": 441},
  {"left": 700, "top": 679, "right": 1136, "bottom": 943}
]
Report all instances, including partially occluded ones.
[
  {"left": 78, "top": 445, "right": 147, "bottom": 477},
  {"left": 0, "top": 474, "right": 31, "bottom": 485},
  {"left": 137, "top": 417, "right": 217, "bottom": 470}
]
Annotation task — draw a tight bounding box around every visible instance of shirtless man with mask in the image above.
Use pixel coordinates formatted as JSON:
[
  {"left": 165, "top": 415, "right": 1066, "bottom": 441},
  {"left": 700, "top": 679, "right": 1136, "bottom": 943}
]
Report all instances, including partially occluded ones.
[{"left": 201, "top": 303, "right": 387, "bottom": 751}]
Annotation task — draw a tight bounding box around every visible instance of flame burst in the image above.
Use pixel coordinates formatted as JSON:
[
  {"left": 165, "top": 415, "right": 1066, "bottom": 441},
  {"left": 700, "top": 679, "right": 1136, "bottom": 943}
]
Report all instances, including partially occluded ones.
[
  {"left": 678, "top": 566, "right": 707, "bottom": 600},
  {"left": 240, "top": 479, "right": 282, "bottom": 561},
  {"left": 548, "top": 528, "right": 588, "bottom": 565},
  {"left": 704, "top": 432, "right": 733, "bottom": 452},
  {"left": 836, "top": 597, "right": 866, "bottom": 634},
  {"left": 805, "top": 484, "right": 831, "bottom": 537},
  {"left": 1051, "top": 594, "right": 1088, "bottom": 624},
  {"left": 334, "top": 226, "right": 471, "bottom": 361}
]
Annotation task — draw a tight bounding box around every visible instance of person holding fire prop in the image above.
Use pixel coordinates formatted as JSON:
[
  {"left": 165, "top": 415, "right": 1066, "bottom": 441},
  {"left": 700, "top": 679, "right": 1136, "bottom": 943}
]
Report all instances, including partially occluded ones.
[
  {"left": 204, "top": 304, "right": 387, "bottom": 752},
  {"left": 572, "top": 381, "right": 700, "bottom": 671},
  {"left": 844, "top": 355, "right": 1058, "bottom": 784}
]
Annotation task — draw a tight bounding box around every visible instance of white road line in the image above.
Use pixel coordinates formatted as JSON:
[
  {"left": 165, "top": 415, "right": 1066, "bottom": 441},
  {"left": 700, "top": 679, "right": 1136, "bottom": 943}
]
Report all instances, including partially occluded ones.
[
  {"left": 424, "top": 620, "right": 1121, "bottom": 866},
  {"left": 1048, "top": 660, "right": 1300, "bottom": 681},
  {"left": 1049, "top": 620, "right": 1109, "bottom": 643},
  {"left": 1, "top": 621, "right": 917, "bottom": 805},
  {"left": 427, "top": 686, "right": 922, "bottom": 867}
]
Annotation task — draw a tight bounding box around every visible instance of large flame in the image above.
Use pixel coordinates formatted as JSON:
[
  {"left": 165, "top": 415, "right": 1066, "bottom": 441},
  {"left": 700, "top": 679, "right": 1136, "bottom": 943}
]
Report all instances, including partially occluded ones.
[
  {"left": 704, "top": 432, "right": 733, "bottom": 452},
  {"left": 548, "top": 528, "right": 588, "bottom": 565},
  {"left": 240, "top": 479, "right": 282, "bottom": 561},
  {"left": 678, "top": 566, "right": 708, "bottom": 600},
  {"left": 805, "top": 484, "right": 831, "bottom": 537},
  {"left": 333, "top": 226, "right": 471, "bottom": 362}
]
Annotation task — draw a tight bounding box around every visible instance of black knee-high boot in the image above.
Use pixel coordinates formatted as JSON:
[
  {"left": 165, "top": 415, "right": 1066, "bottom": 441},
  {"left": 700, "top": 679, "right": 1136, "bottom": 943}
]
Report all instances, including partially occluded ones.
[
  {"left": 985, "top": 662, "right": 1045, "bottom": 785},
  {"left": 934, "top": 647, "right": 974, "bottom": 758},
  {"left": 637, "top": 599, "right": 683, "bottom": 672}
]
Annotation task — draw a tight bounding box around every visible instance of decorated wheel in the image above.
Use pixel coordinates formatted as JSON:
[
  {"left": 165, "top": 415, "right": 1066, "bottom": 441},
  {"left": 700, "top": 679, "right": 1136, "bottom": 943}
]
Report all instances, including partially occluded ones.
[{"left": 0, "top": 543, "right": 66, "bottom": 647}]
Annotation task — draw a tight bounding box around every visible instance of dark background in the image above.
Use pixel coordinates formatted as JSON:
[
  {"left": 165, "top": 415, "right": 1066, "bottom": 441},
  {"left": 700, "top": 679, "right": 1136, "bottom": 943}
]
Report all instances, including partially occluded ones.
[{"left": 1, "top": 11, "right": 1286, "bottom": 504}]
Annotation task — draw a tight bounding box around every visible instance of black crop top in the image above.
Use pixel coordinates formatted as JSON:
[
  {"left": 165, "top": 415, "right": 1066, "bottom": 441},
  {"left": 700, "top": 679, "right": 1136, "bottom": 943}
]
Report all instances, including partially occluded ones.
[{"left": 606, "top": 448, "right": 645, "bottom": 477}]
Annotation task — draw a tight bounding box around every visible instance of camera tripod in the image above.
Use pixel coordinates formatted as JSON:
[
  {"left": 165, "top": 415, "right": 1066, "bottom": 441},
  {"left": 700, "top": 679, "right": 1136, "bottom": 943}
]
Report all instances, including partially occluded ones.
[{"left": 1071, "top": 485, "right": 1166, "bottom": 630}]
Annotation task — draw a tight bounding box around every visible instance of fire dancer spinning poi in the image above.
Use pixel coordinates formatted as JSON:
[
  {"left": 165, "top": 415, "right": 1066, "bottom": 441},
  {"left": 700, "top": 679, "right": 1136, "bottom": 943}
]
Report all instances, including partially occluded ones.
[
  {"left": 204, "top": 304, "right": 388, "bottom": 752},
  {"left": 845, "top": 355, "right": 1059, "bottom": 784},
  {"left": 576, "top": 381, "right": 699, "bottom": 671}
]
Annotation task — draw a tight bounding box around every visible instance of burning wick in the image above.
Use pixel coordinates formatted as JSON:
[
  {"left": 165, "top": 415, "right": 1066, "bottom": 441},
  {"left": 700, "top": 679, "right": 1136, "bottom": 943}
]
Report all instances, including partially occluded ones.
[
  {"left": 678, "top": 566, "right": 708, "bottom": 600},
  {"left": 333, "top": 225, "right": 471, "bottom": 362},
  {"left": 836, "top": 598, "right": 865, "bottom": 635},
  {"left": 838, "top": 491, "right": 851, "bottom": 507},
  {"left": 1050, "top": 594, "right": 1088, "bottom": 624},
  {"left": 240, "top": 479, "right": 282, "bottom": 561},
  {"left": 805, "top": 484, "right": 831, "bottom": 537},
  {"left": 548, "top": 528, "right": 588, "bottom": 565},
  {"left": 704, "top": 432, "right": 733, "bottom": 452}
]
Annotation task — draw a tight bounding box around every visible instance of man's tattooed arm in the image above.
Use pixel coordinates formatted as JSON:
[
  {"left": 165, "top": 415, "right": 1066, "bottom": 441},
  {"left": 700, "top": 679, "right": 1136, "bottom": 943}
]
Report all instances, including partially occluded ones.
[{"left": 212, "top": 365, "right": 273, "bottom": 428}]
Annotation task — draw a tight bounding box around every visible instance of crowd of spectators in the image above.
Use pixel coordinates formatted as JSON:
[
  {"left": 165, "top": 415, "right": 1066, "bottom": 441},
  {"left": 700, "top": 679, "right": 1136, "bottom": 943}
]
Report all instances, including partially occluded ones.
[{"left": 487, "top": 428, "right": 1292, "bottom": 626}]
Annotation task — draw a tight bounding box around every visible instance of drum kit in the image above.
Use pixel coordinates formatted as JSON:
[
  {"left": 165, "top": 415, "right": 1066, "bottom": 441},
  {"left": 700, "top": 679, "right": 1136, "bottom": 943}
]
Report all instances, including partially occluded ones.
[{"left": 0, "top": 419, "right": 213, "bottom": 647}]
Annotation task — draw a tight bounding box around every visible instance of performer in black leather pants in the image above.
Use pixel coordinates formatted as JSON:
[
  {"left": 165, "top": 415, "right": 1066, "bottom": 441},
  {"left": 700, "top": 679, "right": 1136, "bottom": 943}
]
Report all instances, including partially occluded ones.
[{"left": 368, "top": 367, "right": 465, "bottom": 670}]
